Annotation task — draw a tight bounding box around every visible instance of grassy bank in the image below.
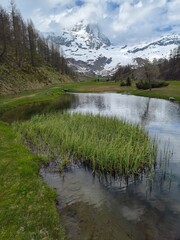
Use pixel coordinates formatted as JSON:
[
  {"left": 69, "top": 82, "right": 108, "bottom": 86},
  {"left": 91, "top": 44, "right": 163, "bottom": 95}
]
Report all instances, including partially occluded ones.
[
  {"left": 1, "top": 80, "right": 179, "bottom": 115},
  {"left": 14, "top": 112, "right": 157, "bottom": 176},
  {"left": 63, "top": 80, "right": 180, "bottom": 101},
  {"left": 0, "top": 121, "right": 65, "bottom": 239},
  {"left": 61, "top": 80, "right": 180, "bottom": 101},
  {"left": 61, "top": 81, "right": 131, "bottom": 93},
  {"left": 0, "top": 81, "right": 112, "bottom": 115},
  {"left": 0, "top": 86, "right": 67, "bottom": 115},
  {"left": 128, "top": 81, "right": 180, "bottom": 101}
]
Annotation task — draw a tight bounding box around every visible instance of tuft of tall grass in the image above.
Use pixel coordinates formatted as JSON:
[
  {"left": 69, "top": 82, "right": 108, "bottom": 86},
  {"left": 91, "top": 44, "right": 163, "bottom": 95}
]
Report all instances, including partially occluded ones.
[{"left": 14, "top": 112, "right": 157, "bottom": 176}]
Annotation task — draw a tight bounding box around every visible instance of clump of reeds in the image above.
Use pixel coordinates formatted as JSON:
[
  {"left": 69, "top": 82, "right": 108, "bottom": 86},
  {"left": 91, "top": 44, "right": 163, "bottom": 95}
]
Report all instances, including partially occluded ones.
[{"left": 14, "top": 112, "right": 157, "bottom": 176}]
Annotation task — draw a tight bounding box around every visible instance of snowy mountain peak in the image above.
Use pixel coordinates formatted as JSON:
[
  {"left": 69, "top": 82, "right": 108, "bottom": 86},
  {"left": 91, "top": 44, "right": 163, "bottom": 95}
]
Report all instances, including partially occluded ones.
[
  {"left": 85, "top": 23, "right": 111, "bottom": 48},
  {"left": 50, "top": 20, "right": 111, "bottom": 51}
]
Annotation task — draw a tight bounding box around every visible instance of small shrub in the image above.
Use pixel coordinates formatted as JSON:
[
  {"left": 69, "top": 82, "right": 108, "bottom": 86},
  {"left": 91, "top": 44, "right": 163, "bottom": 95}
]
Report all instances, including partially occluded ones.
[
  {"left": 151, "top": 81, "right": 169, "bottom": 88},
  {"left": 136, "top": 80, "right": 150, "bottom": 90},
  {"left": 136, "top": 80, "right": 169, "bottom": 90}
]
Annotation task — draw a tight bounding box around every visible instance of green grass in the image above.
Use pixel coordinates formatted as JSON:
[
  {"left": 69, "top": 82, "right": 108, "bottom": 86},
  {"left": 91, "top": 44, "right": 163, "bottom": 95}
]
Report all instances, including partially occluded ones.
[
  {"left": 127, "top": 81, "right": 180, "bottom": 101},
  {"left": 14, "top": 112, "right": 157, "bottom": 176},
  {"left": 59, "top": 80, "right": 180, "bottom": 101},
  {"left": 61, "top": 80, "right": 180, "bottom": 101},
  {"left": 0, "top": 121, "right": 66, "bottom": 240},
  {"left": 0, "top": 86, "right": 66, "bottom": 115},
  {"left": 61, "top": 81, "right": 131, "bottom": 93}
]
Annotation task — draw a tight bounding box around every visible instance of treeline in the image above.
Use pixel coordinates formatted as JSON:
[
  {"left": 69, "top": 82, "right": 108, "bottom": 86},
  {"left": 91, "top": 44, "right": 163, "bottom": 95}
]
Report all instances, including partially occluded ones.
[
  {"left": 0, "top": 2, "right": 74, "bottom": 76},
  {"left": 159, "top": 46, "right": 180, "bottom": 80},
  {"left": 112, "top": 45, "right": 180, "bottom": 82}
]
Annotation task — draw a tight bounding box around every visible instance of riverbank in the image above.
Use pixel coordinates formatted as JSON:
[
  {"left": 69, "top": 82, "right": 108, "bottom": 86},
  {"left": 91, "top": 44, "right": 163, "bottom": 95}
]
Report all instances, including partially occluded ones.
[
  {"left": 1, "top": 81, "right": 179, "bottom": 114},
  {"left": 0, "top": 121, "right": 66, "bottom": 239},
  {"left": 127, "top": 81, "right": 180, "bottom": 102},
  {"left": 0, "top": 86, "right": 65, "bottom": 114},
  {"left": 60, "top": 80, "right": 180, "bottom": 102}
]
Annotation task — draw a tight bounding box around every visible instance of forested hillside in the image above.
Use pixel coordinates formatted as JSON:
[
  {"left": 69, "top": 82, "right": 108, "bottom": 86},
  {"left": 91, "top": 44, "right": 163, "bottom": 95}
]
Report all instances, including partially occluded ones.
[{"left": 0, "top": 2, "right": 75, "bottom": 95}]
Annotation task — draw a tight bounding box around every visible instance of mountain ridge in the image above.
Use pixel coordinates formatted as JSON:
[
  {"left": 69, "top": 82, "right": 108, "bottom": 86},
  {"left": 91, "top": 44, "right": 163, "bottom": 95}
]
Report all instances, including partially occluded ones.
[{"left": 45, "top": 21, "right": 180, "bottom": 76}]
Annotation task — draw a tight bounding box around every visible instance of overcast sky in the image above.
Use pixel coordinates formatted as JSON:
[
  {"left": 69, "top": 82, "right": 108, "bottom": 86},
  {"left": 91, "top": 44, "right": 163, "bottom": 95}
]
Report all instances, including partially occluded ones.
[{"left": 1, "top": 0, "right": 180, "bottom": 45}]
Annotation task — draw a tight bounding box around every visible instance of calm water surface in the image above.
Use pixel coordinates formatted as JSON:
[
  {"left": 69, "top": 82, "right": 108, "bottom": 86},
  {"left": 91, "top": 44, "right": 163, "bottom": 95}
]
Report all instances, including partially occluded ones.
[
  {"left": 40, "top": 93, "right": 180, "bottom": 240},
  {"left": 2, "top": 93, "right": 179, "bottom": 239}
]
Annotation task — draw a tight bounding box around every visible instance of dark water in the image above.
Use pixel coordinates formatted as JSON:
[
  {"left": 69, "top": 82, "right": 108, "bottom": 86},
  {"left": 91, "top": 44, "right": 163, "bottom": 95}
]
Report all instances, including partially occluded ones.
[
  {"left": 0, "top": 94, "right": 75, "bottom": 123},
  {"left": 2, "top": 93, "right": 180, "bottom": 239}
]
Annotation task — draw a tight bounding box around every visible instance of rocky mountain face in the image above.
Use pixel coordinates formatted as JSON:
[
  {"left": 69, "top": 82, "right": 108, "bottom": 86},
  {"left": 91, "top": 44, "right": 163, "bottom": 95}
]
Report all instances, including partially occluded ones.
[{"left": 46, "top": 21, "right": 180, "bottom": 76}]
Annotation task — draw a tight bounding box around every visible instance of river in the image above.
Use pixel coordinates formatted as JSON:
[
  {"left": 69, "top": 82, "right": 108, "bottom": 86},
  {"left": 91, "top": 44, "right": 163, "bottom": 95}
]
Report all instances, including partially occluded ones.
[{"left": 2, "top": 93, "right": 180, "bottom": 239}]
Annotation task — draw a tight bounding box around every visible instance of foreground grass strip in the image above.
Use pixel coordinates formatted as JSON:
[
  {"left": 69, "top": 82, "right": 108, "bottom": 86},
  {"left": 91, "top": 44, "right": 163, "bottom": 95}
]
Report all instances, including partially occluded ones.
[
  {"left": 14, "top": 113, "right": 157, "bottom": 175},
  {"left": 0, "top": 121, "right": 65, "bottom": 240}
]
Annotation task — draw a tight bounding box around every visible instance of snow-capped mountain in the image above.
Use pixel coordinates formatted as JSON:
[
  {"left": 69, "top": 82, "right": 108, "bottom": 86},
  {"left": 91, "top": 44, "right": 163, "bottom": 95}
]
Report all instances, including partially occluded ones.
[
  {"left": 58, "top": 20, "right": 111, "bottom": 50},
  {"left": 46, "top": 21, "right": 180, "bottom": 76}
]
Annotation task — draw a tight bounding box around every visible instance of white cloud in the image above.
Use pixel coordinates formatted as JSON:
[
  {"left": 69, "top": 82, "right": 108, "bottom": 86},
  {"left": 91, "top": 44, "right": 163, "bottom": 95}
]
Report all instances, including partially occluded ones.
[
  {"left": 0, "top": 0, "right": 179, "bottom": 44},
  {"left": 167, "top": 0, "right": 180, "bottom": 22}
]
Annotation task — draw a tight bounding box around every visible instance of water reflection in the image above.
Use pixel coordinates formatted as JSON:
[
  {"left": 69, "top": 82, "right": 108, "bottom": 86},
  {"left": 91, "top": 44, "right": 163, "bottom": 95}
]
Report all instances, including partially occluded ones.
[
  {"left": 71, "top": 94, "right": 109, "bottom": 113},
  {"left": 41, "top": 159, "right": 180, "bottom": 240},
  {"left": 0, "top": 94, "right": 75, "bottom": 123},
  {"left": 71, "top": 93, "right": 180, "bottom": 126}
]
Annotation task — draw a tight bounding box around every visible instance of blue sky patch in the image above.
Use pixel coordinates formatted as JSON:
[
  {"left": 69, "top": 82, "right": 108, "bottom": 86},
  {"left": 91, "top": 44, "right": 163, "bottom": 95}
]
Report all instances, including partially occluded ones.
[
  {"left": 156, "top": 26, "right": 173, "bottom": 32},
  {"left": 107, "top": 1, "right": 119, "bottom": 11},
  {"left": 75, "top": 0, "right": 84, "bottom": 7}
]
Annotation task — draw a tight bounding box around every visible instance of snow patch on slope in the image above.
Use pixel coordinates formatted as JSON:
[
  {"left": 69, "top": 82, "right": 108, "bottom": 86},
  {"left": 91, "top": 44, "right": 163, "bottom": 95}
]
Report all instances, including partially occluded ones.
[{"left": 45, "top": 21, "right": 180, "bottom": 75}]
